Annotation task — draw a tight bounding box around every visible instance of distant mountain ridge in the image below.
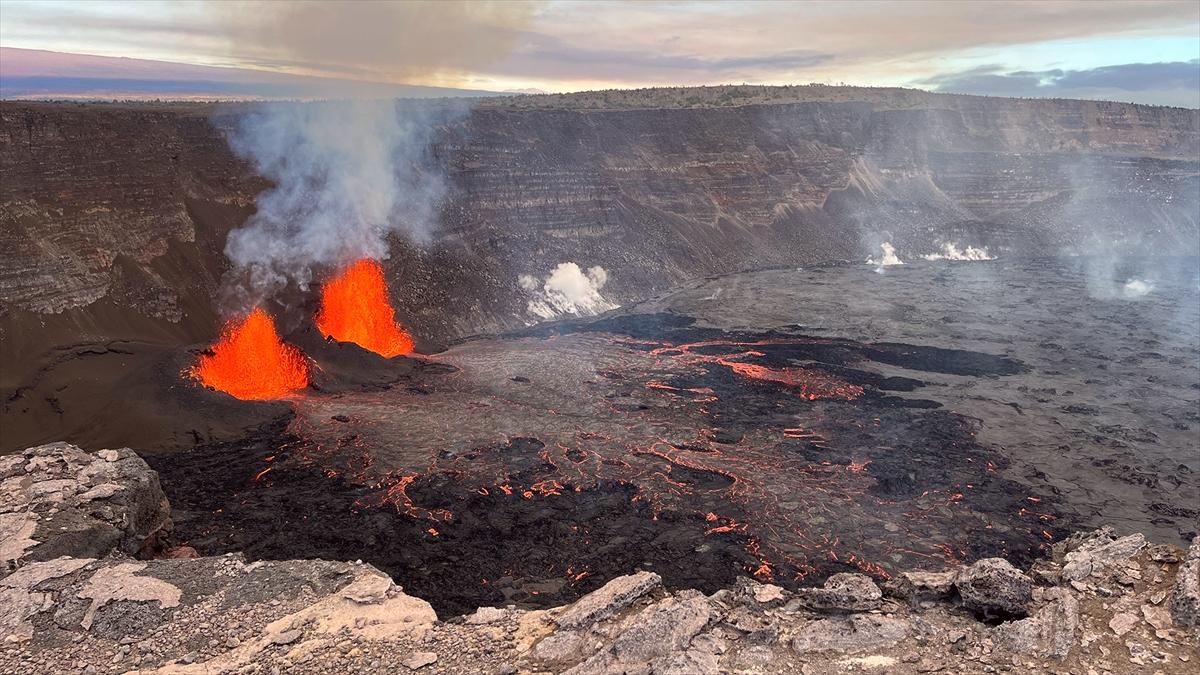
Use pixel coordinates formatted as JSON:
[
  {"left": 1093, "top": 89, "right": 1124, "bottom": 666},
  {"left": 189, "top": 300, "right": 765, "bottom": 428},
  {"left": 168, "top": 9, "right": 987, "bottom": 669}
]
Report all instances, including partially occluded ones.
[{"left": 0, "top": 48, "right": 499, "bottom": 100}]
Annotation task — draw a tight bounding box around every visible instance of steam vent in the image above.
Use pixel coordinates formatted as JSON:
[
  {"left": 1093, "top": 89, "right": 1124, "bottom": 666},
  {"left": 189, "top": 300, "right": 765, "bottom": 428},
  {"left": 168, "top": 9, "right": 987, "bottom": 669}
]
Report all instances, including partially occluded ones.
[{"left": 1, "top": 3, "right": 1199, "bottom": 672}]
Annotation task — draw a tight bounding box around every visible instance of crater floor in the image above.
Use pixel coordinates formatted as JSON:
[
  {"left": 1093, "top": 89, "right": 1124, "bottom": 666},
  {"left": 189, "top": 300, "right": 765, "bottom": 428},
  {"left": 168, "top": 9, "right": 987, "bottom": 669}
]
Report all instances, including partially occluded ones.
[{"left": 151, "top": 257, "right": 1200, "bottom": 616}]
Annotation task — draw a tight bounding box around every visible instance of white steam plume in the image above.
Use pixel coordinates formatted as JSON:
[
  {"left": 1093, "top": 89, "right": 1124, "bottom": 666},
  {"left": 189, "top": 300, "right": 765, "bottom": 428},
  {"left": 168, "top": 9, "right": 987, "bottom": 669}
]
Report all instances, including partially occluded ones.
[
  {"left": 222, "top": 99, "right": 453, "bottom": 310},
  {"left": 520, "top": 263, "right": 617, "bottom": 319},
  {"left": 921, "top": 242, "right": 995, "bottom": 261},
  {"left": 866, "top": 242, "right": 904, "bottom": 273},
  {"left": 1121, "top": 279, "right": 1155, "bottom": 299}
]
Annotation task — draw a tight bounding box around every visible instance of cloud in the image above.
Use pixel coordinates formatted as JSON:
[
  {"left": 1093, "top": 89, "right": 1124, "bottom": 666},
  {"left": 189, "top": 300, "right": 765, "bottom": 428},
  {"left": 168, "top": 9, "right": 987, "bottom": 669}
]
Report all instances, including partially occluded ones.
[
  {"left": 213, "top": 0, "right": 537, "bottom": 87},
  {"left": 0, "top": 48, "right": 499, "bottom": 100},
  {"left": 500, "top": 33, "right": 831, "bottom": 82},
  {"left": 1, "top": 0, "right": 539, "bottom": 89},
  {"left": 920, "top": 60, "right": 1200, "bottom": 107},
  {"left": 2, "top": 0, "right": 1198, "bottom": 100}
]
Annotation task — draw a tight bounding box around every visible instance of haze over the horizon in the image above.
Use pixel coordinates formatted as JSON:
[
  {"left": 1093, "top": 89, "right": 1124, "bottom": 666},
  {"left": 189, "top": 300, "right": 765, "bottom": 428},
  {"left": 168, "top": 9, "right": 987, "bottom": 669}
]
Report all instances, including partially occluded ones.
[{"left": 1, "top": 0, "right": 1197, "bottom": 106}]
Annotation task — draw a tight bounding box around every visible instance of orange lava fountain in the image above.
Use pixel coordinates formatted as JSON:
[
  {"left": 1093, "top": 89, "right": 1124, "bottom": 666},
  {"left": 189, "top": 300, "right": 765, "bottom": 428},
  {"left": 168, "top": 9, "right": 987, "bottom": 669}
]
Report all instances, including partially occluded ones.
[
  {"left": 192, "top": 308, "right": 309, "bottom": 400},
  {"left": 316, "top": 259, "right": 414, "bottom": 357}
]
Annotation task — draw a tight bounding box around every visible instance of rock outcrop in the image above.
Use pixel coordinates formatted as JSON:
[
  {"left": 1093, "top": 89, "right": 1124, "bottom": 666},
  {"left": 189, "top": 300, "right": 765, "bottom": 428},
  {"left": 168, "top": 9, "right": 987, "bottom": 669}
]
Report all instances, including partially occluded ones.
[
  {"left": 2, "top": 448, "right": 1198, "bottom": 674},
  {"left": 1, "top": 442, "right": 170, "bottom": 568},
  {"left": 954, "top": 557, "right": 1034, "bottom": 618},
  {"left": 1061, "top": 527, "right": 1149, "bottom": 582},
  {"left": 1172, "top": 536, "right": 1200, "bottom": 627},
  {"left": 796, "top": 572, "right": 883, "bottom": 612}
]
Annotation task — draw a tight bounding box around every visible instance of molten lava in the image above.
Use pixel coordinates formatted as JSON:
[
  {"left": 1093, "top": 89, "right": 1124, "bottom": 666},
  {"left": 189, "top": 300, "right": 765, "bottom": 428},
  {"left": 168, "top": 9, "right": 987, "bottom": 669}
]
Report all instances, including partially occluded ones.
[
  {"left": 192, "top": 308, "right": 309, "bottom": 400},
  {"left": 316, "top": 259, "right": 414, "bottom": 357}
]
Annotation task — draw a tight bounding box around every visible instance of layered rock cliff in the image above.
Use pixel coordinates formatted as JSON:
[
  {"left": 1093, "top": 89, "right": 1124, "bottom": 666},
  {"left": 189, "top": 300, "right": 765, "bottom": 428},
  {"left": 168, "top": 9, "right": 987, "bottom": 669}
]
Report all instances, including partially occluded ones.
[{"left": 1, "top": 89, "right": 1197, "bottom": 388}]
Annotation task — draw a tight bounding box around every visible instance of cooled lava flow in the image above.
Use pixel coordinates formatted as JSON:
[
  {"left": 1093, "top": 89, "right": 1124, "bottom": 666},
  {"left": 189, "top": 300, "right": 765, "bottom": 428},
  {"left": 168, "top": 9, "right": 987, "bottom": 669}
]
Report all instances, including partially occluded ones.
[
  {"left": 266, "top": 322, "right": 1057, "bottom": 587},
  {"left": 191, "top": 308, "right": 309, "bottom": 400},
  {"left": 316, "top": 259, "right": 415, "bottom": 357},
  {"left": 647, "top": 338, "right": 866, "bottom": 401},
  {"left": 144, "top": 259, "right": 1200, "bottom": 616},
  {"left": 163, "top": 317, "right": 1064, "bottom": 613}
]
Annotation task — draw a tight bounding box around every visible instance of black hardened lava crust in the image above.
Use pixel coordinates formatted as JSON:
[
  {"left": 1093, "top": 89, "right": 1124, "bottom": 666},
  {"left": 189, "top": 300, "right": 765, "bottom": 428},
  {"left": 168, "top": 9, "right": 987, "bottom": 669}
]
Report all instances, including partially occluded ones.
[
  {"left": 147, "top": 422, "right": 756, "bottom": 617},
  {"left": 146, "top": 312, "right": 1073, "bottom": 617}
]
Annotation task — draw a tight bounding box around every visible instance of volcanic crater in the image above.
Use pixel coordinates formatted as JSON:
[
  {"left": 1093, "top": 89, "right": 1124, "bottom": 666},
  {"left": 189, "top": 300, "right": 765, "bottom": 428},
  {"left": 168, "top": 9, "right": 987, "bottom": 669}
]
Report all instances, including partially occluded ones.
[
  {"left": 2, "top": 94, "right": 1198, "bottom": 627},
  {"left": 135, "top": 257, "right": 1198, "bottom": 618}
]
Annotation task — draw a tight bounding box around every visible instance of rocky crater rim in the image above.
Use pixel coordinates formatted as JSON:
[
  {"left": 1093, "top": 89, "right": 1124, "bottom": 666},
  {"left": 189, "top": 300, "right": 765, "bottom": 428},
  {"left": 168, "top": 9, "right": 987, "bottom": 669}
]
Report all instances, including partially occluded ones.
[{"left": 2, "top": 441, "right": 1198, "bottom": 674}]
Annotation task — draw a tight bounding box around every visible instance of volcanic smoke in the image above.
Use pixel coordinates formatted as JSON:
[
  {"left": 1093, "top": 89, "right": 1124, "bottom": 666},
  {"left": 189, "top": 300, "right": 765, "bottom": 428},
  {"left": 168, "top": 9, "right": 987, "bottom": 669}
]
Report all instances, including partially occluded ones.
[
  {"left": 192, "top": 308, "right": 309, "bottom": 400},
  {"left": 316, "top": 259, "right": 415, "bottom": 357}
]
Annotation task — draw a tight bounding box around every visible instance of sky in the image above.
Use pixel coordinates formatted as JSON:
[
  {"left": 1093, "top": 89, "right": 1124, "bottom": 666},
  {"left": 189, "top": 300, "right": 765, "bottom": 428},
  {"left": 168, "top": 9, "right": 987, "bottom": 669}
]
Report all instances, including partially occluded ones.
[{"left": 1, "top": 0, "right": 1198, "bottom": 106}]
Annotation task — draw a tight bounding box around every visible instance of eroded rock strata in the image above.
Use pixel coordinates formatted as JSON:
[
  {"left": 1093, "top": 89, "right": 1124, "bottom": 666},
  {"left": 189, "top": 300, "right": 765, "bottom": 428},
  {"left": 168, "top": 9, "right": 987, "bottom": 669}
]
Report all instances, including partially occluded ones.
[
  {"left": 2, "top": 91, "right": 1197, "bottom": 371},
  {"left": 1, "top": 443, "right": 1197, "bottom": 674}
]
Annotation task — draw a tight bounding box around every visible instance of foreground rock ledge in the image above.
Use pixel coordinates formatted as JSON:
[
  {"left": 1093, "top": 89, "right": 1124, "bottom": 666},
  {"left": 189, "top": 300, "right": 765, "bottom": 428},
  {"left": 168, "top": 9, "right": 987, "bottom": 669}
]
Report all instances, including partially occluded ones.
[
  {"left": 2, "top": 443, "right": 171, "bottom": 568},
  {"left": 1, "top": 443, "right": 1197, "bottom": 674}
]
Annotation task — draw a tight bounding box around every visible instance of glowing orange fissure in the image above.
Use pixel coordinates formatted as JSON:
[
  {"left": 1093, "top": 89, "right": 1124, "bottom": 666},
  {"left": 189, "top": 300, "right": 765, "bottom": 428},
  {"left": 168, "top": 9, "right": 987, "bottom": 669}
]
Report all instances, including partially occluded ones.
[
  {"left": 316, "top": 259, "right": 415, "bottom": 357},
  {"left": 192, "top": 308, "right": 309, "bottom": 400}
]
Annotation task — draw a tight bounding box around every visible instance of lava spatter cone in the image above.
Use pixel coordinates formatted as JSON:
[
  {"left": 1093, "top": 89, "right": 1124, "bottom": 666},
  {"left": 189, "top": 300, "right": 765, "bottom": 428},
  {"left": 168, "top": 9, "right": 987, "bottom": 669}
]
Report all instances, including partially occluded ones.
[
  {"left": 316, "top": 258, "right": 415, "bottom": 357},
  {"left": 192, "top": 308, "right": 310, "bottom": 400}
]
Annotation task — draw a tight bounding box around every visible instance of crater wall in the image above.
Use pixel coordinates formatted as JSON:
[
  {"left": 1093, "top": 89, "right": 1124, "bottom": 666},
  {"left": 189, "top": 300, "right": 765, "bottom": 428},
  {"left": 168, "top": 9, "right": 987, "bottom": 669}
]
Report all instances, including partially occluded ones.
[{"left": 1, "top": 93, "right": 1197, "bottom": 382}]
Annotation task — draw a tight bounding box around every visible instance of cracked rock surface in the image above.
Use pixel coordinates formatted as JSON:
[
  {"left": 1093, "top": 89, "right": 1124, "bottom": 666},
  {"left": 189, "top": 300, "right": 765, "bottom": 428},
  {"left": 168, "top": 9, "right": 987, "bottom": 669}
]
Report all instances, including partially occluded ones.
[
  {"left": 1, "top": 442, "right": 170, "bottom": 568},
  {"left": 1, "top": 444, "right": 1197, "bottom": 674}
]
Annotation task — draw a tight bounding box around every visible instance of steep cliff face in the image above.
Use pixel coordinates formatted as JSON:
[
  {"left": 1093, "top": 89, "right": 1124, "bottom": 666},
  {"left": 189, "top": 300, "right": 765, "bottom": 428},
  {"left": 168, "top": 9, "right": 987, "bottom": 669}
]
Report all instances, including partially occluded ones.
[{"left": 1, "top": 93, "right": 1197, "bottom": 382}]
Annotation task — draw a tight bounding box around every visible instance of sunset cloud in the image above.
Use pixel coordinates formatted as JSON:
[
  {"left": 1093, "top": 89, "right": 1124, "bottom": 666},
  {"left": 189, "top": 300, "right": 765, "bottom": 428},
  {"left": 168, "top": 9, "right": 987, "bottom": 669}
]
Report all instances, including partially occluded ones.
[
  {"left": 1, "top": 0, "right": 1196, "bottom": 105},
  {"left": 921, "top": 61, "right": 1200, "bottom": 108}
]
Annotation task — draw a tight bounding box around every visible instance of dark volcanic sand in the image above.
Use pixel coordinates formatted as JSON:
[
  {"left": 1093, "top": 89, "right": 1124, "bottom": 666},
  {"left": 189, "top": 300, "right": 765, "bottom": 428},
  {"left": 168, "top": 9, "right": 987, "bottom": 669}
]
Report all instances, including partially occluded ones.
[{"left": 145, "top": 257, "right": 1200, "bottom": 617}]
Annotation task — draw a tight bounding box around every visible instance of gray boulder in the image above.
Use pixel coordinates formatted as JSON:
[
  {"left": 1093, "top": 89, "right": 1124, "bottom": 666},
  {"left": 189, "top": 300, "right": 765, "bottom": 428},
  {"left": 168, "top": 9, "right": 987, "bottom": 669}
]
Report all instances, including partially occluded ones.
[
  {"left": 552, "top": 570, "right": 661, "bottom": 629},
  {"left": 1061, "top": 531, "right": 1147, "bottom": 582},
  {"left": 885, "top": 569, "right": 959, "bottom": 605},
  {"left": 798, "top": 572, "right": 882, "bottom": 611},
  {"left": 791, "top": 614, "right": 910, "bottom": 654},
  {"left": 566, "top": 593, "right": 712, "bottom": 674},
  {"left": 994, "top": 588, "right": 1079, "bottom": 659},
  {"left": 1170, "top": 536, "right": 1200, "bottom": 627},
  {"left": 1, "top": 442, "right": 171, "bottom": 568},
  {"left": 955, "top": 558, "right": 1032, "bottom": 618}
]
